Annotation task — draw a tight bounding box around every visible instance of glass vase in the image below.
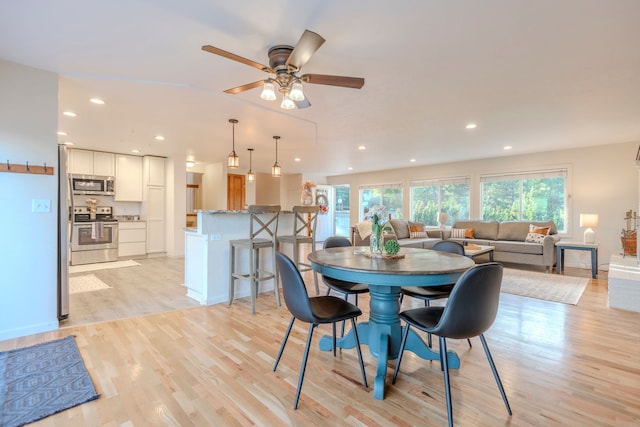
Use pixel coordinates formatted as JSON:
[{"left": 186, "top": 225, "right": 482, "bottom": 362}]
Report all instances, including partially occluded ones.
[{"left": 370, "top": 223, "right": 384, "bottom": 254}]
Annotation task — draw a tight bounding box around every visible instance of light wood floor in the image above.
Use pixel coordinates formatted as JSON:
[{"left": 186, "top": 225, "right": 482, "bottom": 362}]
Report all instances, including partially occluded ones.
[{"left": 2, "top": 263, "right": 640, "bottom": 426}]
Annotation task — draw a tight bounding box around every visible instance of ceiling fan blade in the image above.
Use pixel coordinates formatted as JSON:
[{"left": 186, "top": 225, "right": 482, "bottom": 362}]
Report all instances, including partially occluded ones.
[
  {"left": 224, "top": 80, "right": 265, "bottom": 94},
  {"left": 301, "top": 74, "right": 365, "bottom": 89},
  {"left": 295, "top": 97, "right": 311, "bottom": 109},
  {"left": 202, "top": 45, "right": 273, "bottom": 73},
  {"left": 285, "top": 30, "right": 326, "bottom": 70}
]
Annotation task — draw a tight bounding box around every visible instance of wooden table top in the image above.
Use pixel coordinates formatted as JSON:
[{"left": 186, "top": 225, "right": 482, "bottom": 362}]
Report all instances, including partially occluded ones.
[{"left": 308, "top": 246, "right": 475, "bottom": 287}]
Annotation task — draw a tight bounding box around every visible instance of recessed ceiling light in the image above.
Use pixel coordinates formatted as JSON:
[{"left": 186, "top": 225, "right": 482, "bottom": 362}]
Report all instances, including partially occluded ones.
[
  {"left": 348, "top": 167, "right": 353, "bottom": 170},
  {"left": 504, "top": 145, "right": 512, "bottom": 150},
  {"left": 63, "top": 111, "right": 77, "bottom": 117},
  {"left": 62, "top": 141, "right": 74, "bottom": 146},
  {"left": 186, "top": 161, "right": 195, "bottom": 168},
  {"left": 131, "top": 149, "right": 140, "bottom": 153},
  {"left": 154, "top": 135, "right": 165, "bottom": 141},
  {"left": 294, "top": 158, "right": 301, "bottom": 162},
  {"left": 358, "top": 145, "right": 366, "bottom": 150},
  {"left": 90, "top": 98, "right": 105, "bottom": 105},
  {"left": 57, "top": 131, "right": 67, "bottom": 136},
  {"left": 410, "top": 158, "right": 416, "bottom": 163},
  {"left": 466, "top": 123, "right": 477, "bottom": 129}
]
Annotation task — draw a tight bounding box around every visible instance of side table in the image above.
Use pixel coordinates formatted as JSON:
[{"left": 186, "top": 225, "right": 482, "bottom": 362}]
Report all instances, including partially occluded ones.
[{"left": 555, "top": 241, "right": 598, "bottom": 278}]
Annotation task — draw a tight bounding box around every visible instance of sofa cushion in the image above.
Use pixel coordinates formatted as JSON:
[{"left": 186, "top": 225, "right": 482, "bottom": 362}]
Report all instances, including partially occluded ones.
[
  {"left": 493, "top": 240, "right": 544, "bottom": 255},
  {"left": 389, "top": 219, "right": 410, "bottom": 239},
  {"left": 453, "top": 221, "right": 499, "bottom": 240}
]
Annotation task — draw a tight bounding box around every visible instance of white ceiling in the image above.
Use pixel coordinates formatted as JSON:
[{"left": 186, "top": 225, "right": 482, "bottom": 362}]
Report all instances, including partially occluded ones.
[{"left": 1, "top": 1, "right": 639, "bottom": 176}]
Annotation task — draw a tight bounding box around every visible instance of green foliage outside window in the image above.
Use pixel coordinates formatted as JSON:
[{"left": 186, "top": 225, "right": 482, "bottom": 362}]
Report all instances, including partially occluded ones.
[
  {"left": 360, "top": 187, "right": 403, "bottom": 220},
  {"left": 481, "top": 176, "right": 565, "bottom": 231},
  {"left": 411, "top": 183, "right": 470, "bottom": 226}
]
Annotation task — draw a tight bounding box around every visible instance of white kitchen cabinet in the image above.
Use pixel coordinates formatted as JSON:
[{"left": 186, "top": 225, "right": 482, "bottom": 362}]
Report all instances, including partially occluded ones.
[
  {"left": 145, "top": 156, "right": 165, "bottom": 186},
  {"left": 93, "top": 151, "right": 115, "bottom": 176},
  {"left": 145, "top": 186, "right": 165, "bottom": 254},
  {"left": 142, "top": 156, "right": 166, "bottom": 255},
  {"left": 68, "top": 149, "right": 114, "bottom": 176},
  {"left": 118, "top": 221, "right": 147, "bottom": 258},
  {"left": 115, "top": 154, "right": 142, "bottom": 201}
]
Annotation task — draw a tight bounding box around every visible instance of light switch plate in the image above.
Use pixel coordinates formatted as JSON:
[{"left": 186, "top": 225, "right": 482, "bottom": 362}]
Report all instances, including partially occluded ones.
[{"left": 32, "top": 199, "right": 51, "bottom": 213}]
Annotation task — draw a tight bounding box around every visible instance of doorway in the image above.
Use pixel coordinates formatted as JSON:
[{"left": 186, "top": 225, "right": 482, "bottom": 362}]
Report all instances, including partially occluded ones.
[
  {"left": 227, "top": 173, "right": 246, "bottom": 210},
  {"left": 334, "top": 184, "right": 350, "bottom": 236}
]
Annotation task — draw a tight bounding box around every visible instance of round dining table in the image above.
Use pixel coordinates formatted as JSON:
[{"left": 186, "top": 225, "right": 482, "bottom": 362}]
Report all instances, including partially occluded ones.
[{"left": 308, "top": 246, "right": 475, "bottom": 400}]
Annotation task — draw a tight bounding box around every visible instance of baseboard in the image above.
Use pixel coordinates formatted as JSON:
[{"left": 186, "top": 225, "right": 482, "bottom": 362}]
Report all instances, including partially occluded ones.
[{"left": 0, "top": 320, "right": 59, "bottom": 341}]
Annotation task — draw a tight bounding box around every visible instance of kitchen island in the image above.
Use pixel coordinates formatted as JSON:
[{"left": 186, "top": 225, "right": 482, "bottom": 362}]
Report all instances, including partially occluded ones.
[{"left": 184, "top": 210, "right": 295, "bottom": 306}]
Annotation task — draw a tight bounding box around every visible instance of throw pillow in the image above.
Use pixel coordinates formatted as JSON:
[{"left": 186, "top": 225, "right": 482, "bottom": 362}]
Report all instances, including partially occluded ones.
[
  {"left": 525, "top": 232, "right": 546, "bottom": 244},
  {"left": 529, "top": 224, "right": 551, "bottom": 235},
  {"left": 452, "top": 228, "right": 475, "bottom": 239},
  {"left": 409, "top": 224, "right": 427, "bottom": 238}
]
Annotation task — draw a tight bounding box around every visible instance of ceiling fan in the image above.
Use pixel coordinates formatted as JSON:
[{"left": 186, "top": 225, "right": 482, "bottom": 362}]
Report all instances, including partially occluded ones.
[{"left": 202, "top": 29, "right": 365, "bottom": 109}]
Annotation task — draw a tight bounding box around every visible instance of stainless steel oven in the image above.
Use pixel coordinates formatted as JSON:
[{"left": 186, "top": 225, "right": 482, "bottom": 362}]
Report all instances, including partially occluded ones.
[{"left": 70, "top": 206, "right": 119, "bottom": 265}]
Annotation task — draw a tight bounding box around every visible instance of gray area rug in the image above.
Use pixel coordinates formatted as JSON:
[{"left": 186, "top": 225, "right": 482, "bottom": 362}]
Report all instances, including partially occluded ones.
[
  {"left": 0, "top": 335, "right": 99, "bottom": 427},
  {"left": 501, "top": 268, "right": 589, "bottom": 305}
]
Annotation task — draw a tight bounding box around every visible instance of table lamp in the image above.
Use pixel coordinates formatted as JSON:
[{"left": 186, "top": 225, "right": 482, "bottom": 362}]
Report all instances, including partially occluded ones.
[
  {"left": 579, "top": 213, "right": 598, "bottom": 244},
  {"left": 438, "top": 212, "right": 449, "bottom": 229}
]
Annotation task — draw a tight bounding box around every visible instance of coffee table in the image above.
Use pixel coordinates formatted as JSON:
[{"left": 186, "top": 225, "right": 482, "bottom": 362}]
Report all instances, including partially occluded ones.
[{"left": 464, "top": 244, "right": 495, "bottom": 261}]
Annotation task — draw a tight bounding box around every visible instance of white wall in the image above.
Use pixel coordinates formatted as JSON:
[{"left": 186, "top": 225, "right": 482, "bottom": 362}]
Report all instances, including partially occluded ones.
[
  {"left": 255, "top": 172, "right": 281, "bottom": 205},
  {"left": 166, "top": 156, "right": 186, "bottom": 258},
  {"left": 0, "top": 59, "right": 59, "bottom": 340},
  {"left": 328, "top": 141, "right": 639, "bottom": 271}
]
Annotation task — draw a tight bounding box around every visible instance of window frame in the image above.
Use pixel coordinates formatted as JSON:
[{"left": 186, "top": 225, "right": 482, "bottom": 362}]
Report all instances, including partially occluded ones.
[
  {"left": 359, "top": 183, "right": 404, "bottom": 221},
  {"left": 479, "top": 168, "right": 568, "bottom": 233},
  {"left": 409, "top": 176, "right": 471, "bottom": 226}
]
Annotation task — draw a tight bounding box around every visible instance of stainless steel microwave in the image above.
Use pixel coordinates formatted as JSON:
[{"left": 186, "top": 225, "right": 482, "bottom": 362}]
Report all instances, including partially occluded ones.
[{"left": 70, "top": 174, "right": 115, "bottom": 196}]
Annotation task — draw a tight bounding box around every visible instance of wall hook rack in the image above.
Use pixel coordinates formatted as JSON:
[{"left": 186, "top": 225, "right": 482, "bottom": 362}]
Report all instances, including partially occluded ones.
[{"left": 0, "top": 160, "right": 54, "bottom": 175}]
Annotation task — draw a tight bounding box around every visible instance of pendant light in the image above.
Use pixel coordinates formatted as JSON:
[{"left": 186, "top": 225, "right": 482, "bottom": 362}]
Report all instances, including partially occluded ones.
[
  {"left": 247, "top": 148, "right": 255, "bottom": 183},
  {"left": 227, "top": 118, "right": 239, "bottom": 169},
  {"left": 272, "top": 136, "right": 281, "bottom": 177}
]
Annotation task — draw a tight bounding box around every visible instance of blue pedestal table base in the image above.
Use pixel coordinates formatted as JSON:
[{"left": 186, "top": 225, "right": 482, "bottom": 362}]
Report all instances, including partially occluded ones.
[{"left": 318, "top": 286, "right": 460, "bottom": 399}]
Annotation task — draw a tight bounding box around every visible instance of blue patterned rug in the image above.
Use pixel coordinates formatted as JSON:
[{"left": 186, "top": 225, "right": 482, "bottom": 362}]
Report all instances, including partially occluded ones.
[{"left": 0, "top": 335, "right": 100, "bottom": 427}]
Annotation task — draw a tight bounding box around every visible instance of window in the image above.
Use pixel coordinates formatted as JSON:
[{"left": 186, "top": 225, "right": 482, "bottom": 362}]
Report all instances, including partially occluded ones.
[
  {"left": 359, "top": 183, "right": 403, "bottom": 220},
  {"left": 410, "top": 177, "right": 470, "bottom": 226},
  {"left": 480, "top": 169, "right": 567, "bottom": 232}
]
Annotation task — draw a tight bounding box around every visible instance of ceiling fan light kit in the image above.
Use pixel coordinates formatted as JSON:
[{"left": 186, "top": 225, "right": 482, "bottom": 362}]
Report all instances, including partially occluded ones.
[
  {"left": 227, "top": 118, "right": 239, "bottom": 169},
  {"left": 202, "top": 29, "right": 364, "bottom": 110},
  {"left": 260, "top": 79, "right": 277, "bottom": 101}
]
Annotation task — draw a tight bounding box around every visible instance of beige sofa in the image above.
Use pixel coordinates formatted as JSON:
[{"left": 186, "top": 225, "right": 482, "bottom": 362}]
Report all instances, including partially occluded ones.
[
  {"left": 352, "top": 219, "right": 560, "bottom": 272},
  {"left": 449, "top": 220, "right": 560, "bottom": 272}
]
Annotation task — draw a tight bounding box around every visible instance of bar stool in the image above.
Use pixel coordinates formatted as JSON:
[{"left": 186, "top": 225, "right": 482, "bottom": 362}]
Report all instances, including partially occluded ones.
[
  {"left": 229, "top": 204, "right": 281, "bottom": 314},
  {"left": 277, "top": 205, "right": 320, "bottom": 294}
]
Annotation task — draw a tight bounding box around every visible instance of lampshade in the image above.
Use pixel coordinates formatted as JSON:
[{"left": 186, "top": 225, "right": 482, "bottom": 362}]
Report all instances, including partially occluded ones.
[
  {"left": 579, "top": 214, "right": 598, "bottom": 228},
  {"left": 438, "top": 212, "right": 449, "bottom": 229},
  {"left": 272, "top": 136, "right": 281, "bottom": 177},
  {"left": 289, "top": 80, "right": 305, "bottom": 101},
  {"left": 247, "top": 148, "right": 255, "bottom": 183},
  {"left": 579, "top": 213, "right": 598, "bottom": 244},
  {"left": 280, "top": 92, "right": 295, "bottom": 110},
  {"left": 227, "top": 119, "right": 239, "bottom": 169},
  {"left": 260, "top": 79, "right": 276, "bottom": 101}
]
